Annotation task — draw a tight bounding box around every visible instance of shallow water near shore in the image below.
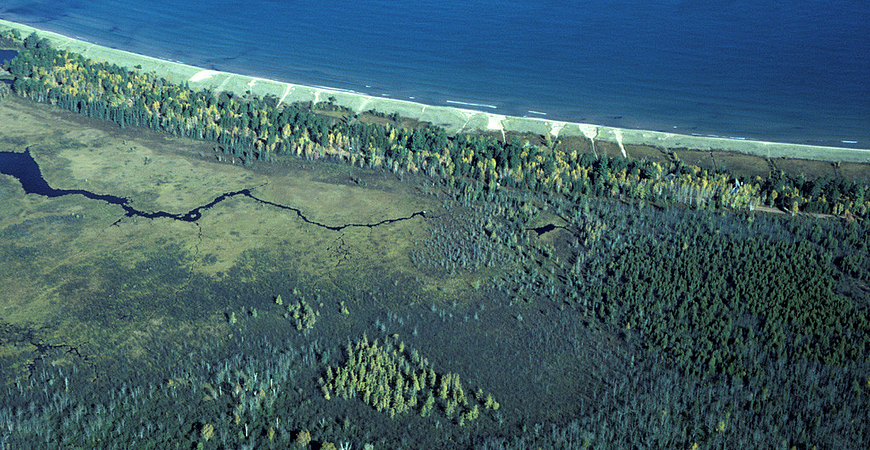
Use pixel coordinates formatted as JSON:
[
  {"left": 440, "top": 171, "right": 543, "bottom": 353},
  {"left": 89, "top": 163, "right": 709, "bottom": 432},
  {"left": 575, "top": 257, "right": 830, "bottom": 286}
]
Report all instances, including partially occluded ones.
[{"left": 2, "top": 0, "right": 869, "bottom": 148}]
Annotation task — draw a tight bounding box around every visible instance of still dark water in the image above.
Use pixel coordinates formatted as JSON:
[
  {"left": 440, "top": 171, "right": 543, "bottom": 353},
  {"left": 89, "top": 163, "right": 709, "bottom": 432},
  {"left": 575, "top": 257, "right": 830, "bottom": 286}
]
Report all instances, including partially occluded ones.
[
  {"left": 0, "top": 150, "right": 425, "bottom": 228},
  {"left": 0, "top": 49, "right": 18, "bottom": 85},
  {"left": 2, "top": 0, "right": 869, "bottom": 147},
  {"left": 0, "top": 49, "right": 17, "bottom": 63},
  {"left": 0, "top": 149, "right": 214, "bottom": 222}
]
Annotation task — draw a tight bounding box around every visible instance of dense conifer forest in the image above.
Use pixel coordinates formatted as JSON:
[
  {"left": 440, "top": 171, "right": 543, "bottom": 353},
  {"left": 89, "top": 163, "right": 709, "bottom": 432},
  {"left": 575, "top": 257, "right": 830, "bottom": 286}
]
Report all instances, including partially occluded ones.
[{"left": 1, "top": 30, "right": 869, "bottom": 449}]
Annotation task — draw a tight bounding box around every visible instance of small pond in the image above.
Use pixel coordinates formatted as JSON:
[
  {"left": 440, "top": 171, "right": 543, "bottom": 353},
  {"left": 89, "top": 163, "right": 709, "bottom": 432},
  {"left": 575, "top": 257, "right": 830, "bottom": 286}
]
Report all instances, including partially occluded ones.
[
  {"left": 0, "top": 49, "right": 18, "bottom": 64},
  {"left": 0, "top": 49, "right": 16, "bottom": 86}
]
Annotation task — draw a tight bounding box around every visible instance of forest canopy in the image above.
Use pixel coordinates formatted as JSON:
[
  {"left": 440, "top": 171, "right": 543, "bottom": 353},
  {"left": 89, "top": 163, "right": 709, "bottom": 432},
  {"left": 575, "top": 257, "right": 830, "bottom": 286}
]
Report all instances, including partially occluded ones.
[{"left": 3, "top": 35, "right": 868, "bottom": 219}]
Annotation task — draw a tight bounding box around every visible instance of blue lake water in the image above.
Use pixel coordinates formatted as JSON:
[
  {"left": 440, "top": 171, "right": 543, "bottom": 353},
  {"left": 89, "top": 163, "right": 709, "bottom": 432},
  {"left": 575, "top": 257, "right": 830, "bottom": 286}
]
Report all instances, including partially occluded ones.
[
  {"left": 0, "top": 49, "right": 17, "bottom": 63},
  {"left": 2, "top": 0, "right": 869, "bottom": 148}
]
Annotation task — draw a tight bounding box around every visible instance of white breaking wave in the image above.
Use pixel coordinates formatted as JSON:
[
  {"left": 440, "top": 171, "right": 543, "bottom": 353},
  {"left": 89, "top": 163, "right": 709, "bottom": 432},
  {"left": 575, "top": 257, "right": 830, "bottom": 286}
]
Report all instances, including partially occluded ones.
[{"left": 446, "top": 100, "right": 498, "bottom": 109}]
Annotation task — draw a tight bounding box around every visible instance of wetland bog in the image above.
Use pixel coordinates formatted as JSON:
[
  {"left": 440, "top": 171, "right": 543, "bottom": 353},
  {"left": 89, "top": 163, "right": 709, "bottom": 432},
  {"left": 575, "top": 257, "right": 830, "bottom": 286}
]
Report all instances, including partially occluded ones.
[
  {"left": 0, "top": 96, "right": 610, "bottom": 448},
  {"left": 0, "top": 94, "right": 438, "bottom": 364},
  {"left": 0, "top": 94, "right": 868, "bottom": 449}
]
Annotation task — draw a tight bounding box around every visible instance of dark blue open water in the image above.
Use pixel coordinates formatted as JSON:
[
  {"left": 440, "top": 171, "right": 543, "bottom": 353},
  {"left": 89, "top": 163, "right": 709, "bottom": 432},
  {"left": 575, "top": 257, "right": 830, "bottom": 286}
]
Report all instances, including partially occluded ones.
[
  {"left": 0, "top": 49, "right": 17, "bottom": 63},
  {"left": 2, "top": 0, "right": 869, "bottom": 147}
]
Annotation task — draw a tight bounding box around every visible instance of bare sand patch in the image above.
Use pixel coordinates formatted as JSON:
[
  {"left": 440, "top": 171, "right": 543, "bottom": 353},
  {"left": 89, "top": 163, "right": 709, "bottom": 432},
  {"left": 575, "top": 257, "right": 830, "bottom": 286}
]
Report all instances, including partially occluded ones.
[{"left": 189, "top": 69, "right": 220, "bottom": 82}]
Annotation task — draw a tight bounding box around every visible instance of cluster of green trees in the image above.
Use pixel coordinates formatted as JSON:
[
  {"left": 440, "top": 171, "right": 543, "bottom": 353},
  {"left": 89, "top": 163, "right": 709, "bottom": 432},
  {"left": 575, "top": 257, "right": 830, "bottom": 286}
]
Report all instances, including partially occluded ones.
[
  {"left": 758, "top": 168, "right": 870, "bottom": 216},
  {"left": 551, "top": 196, "right": 870, "bottom": 384},
  {"left": 409, "top": 199, "right": 524, "bottom": 275},
  {"left": 0, "top": 28, "right": 16, "bottom": 102},
  {"left": 321, "top": 334, "right": 497, "bottom": 425},
  {"left": 595, "top": 219, "right": 867, "bottom": 381},
  {"left": 0, "top": 327, "right": 344, "bottom": 449},
  {"left": 275, "top": 292, "right": 318, "bottom": 333},
  {"left": 6, "top": 34, "right": 868, "bottom": 218},
  {"left": 0, "top": 28, "right": 23, "bottom": 48},
  {"left": 507, "top": 196, "right": 870, "bottom": 448}
]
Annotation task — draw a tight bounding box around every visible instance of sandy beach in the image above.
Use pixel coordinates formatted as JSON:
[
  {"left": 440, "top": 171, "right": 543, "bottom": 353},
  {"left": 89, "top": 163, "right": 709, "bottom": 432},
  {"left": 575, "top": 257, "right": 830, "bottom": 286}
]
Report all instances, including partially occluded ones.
[{"left": 2, "top": 19, "right": 869, "bottom": 163}]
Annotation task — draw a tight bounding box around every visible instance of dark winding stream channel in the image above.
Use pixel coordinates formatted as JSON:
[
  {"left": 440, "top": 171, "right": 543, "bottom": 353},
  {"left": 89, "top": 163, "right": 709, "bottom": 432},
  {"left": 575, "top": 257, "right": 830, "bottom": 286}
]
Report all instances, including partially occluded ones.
[{"left": 0, "top": 149, "right": 426, "bottom": 229}]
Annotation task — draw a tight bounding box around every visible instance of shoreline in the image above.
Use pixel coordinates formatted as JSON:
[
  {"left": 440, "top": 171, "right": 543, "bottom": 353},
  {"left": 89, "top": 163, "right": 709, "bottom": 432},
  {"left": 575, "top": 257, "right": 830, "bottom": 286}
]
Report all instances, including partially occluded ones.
[{"left": 2, "top": 19, "right": 869, "bottom": 164}]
